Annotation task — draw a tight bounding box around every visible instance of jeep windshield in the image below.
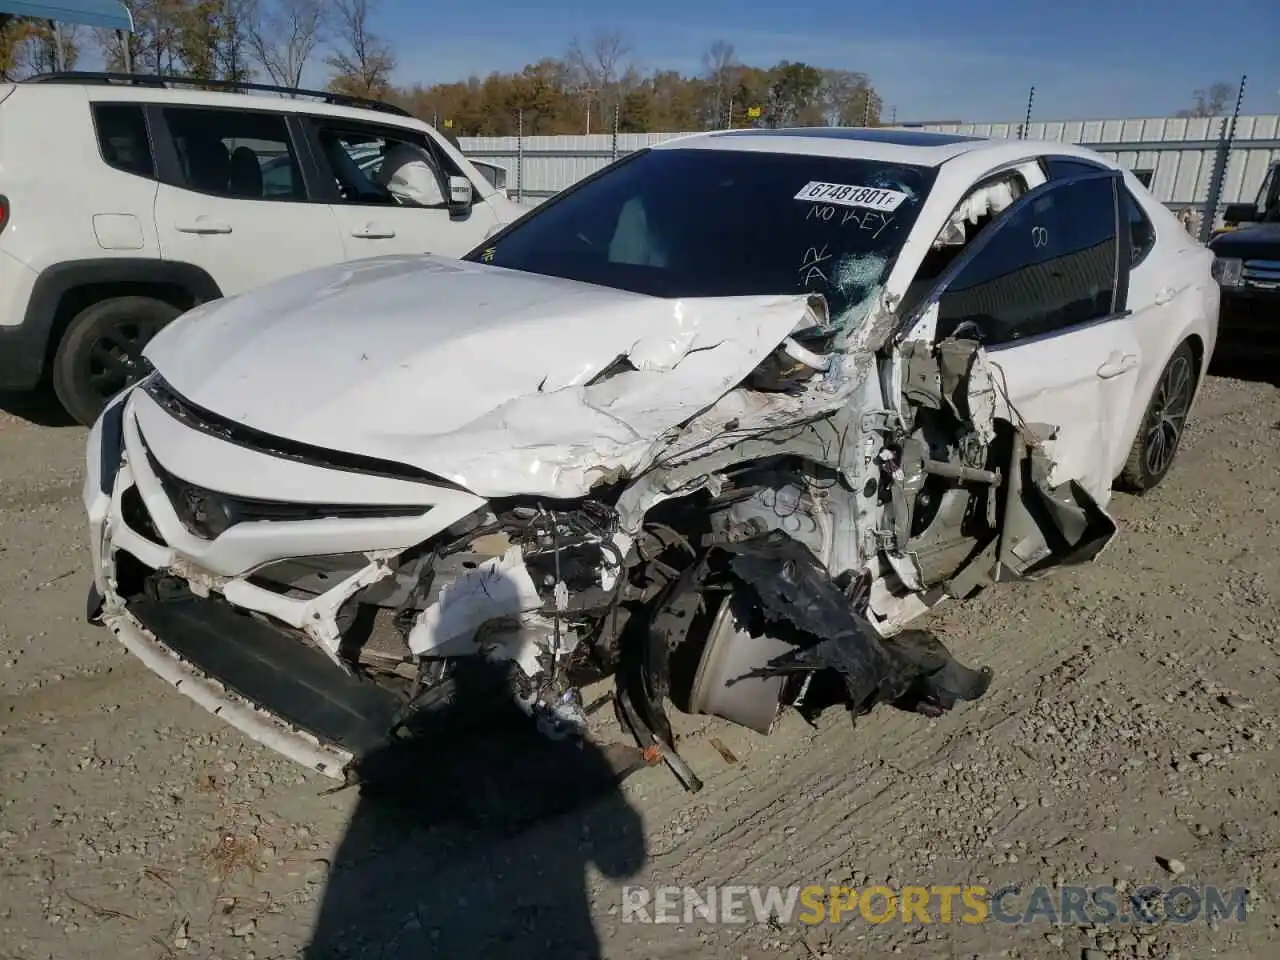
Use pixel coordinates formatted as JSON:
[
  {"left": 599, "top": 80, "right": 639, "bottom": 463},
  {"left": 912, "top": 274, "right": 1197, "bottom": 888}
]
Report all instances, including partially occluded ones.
[{"left": 466, "top": 146, "right": 937, "bottom": 325}]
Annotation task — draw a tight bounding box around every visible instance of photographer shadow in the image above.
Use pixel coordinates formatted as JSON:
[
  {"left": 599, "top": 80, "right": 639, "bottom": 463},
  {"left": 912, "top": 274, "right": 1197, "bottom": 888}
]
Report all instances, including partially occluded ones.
[{"left": 303, "top": 656, "right": 649, "bottom": 960}]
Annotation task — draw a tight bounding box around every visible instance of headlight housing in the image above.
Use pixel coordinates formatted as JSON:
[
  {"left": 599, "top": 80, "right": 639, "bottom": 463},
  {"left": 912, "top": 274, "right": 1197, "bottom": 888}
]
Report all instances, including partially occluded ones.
[{"left": 1211, "top": 257, "right": 1243, "bottom": 288}]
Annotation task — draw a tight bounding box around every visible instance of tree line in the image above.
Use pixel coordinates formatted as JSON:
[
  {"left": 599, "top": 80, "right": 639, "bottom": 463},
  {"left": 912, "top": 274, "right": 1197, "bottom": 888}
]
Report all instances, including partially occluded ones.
[
  {"left": 0, "top": 1, "right": 390, "bottom": 92},
  {"left": 399, "top": 36, "right": 885, "bottom": 136},
  {"left": 0, "top": 2, "right": 882, "bottom": 134},
  {"left": 0, "top": 2, "right": 1244, "bottom": 135}
]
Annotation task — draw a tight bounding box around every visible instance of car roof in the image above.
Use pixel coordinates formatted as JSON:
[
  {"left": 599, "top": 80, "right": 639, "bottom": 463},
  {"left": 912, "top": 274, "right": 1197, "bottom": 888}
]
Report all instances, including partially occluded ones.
[
  {"left": 23, "top": 79, "right": 434, "bottom": 136},
  {"left": 653, "top": 127, "right": 1114, "bottom": 170}
]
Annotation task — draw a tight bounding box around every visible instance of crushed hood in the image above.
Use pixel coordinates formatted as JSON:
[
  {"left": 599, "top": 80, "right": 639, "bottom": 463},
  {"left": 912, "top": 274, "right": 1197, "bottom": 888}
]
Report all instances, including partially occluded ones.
[{"left": 145, "top": 255, "right": 832, "bottom": 498}]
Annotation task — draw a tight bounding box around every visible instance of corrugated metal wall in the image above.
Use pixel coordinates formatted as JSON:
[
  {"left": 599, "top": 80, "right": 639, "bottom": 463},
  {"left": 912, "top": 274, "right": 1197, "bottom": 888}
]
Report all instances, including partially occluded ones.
[
  {"left": 460, "top": 114, "right": 1280, "bottom": 217},
  {"left": 459, "top": 132, "right": 689, "bottom": 204},
  {"left": 922, "top": 115, "right": 1280, "bottom": 216}
]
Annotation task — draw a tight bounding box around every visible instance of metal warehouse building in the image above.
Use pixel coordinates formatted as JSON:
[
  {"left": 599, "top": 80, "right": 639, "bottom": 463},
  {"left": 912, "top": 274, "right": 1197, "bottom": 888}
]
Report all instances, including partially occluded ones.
[{"left": 460, "top": 113, "right": 1280, "bottom": 236}]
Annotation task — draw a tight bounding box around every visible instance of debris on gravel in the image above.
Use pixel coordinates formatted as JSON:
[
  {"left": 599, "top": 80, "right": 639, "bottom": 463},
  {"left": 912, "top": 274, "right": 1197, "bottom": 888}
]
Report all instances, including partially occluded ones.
[{"left": 1, "top": 373, "right": 1278, "bottom": 959}]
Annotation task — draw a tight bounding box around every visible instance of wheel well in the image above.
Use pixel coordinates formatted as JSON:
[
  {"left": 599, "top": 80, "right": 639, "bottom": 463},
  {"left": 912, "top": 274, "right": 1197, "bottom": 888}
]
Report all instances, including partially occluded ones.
[
  {"left": 1185, "top": 333, "right": 1205, "bottom": 385},
  {"left": 1112, "top": 333, "right": 1205, "bottom": 492},
  {"left": 44, "top": 282, "right": 197, "bottom": 368}
]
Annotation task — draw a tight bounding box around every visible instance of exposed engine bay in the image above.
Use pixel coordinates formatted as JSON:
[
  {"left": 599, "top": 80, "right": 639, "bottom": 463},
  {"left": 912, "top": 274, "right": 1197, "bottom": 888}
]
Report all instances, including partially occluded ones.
[{"left": 88, "top": 303, "right": 1116, "bottom": 789}]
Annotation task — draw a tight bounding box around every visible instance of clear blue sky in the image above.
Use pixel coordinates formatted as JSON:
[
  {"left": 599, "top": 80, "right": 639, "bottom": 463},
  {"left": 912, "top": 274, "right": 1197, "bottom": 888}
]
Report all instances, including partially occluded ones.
[{"left": 368, "top": 0, "right": 1279, "bottom": 122}]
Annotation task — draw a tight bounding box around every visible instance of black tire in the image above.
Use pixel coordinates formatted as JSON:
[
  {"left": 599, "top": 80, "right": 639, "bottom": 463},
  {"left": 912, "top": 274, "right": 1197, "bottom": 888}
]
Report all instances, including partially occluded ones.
[
  {"left": 1117, "top": 340, "right": 1198, "bottom": 492},
  {"left": 51, "top": 296, "right": 182, "bottom": 427}
]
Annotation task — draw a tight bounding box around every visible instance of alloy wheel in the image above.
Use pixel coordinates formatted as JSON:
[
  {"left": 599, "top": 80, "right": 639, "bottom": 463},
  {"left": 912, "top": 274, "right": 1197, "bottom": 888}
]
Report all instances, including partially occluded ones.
[{"left": 1144, "top": 353, "right": 1193, "bottom": 477}]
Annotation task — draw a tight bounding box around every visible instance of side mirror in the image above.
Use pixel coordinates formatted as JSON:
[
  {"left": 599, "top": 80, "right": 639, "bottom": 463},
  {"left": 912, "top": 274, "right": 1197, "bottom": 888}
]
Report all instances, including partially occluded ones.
[
  {"left": 1222, "top": 202, "right": 1257, "bottom": 226},
  {"left": 448, "top": 175, "right": 473, "bottom": 217}
]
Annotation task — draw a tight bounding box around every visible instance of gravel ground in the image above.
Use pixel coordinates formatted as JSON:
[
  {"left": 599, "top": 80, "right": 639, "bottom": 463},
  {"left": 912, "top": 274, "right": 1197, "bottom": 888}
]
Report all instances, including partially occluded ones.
[{"left": 1, "top": 366, "right": 1278, "bottom": 960}]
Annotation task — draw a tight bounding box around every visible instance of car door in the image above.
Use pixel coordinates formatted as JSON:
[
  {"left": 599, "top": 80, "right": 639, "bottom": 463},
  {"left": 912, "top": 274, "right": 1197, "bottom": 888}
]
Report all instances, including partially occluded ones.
[
  {"left": 901, "top": 172, "right": 1142, "bottom": 503},
  {"left": 150, "top": 104, "right": 345, "bottom": 296},
  {"left": 300, "top": 118, "right": 499, "bottom": 260},
  {"left": 1044, "top": 158, "right": 1206, "bottom": 476}
]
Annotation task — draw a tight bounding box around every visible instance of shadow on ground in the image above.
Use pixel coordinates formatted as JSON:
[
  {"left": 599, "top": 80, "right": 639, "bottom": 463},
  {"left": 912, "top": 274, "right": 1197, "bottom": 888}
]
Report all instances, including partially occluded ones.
[
  {"left": 1209, "top": 355, "right": 1280, "bottom": 388},
  {"left": 303, "top": 665, "right": 649, "bottom": 960},
  {"left": 0, "top": 387, "right": 77, "bottom": 428}
]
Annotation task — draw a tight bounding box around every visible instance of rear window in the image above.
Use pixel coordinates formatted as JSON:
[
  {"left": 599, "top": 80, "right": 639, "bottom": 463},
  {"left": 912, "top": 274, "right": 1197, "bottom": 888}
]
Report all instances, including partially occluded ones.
[
  {"left": 470, "top": 147, "right": 937, "bottom": 327},
  {"left": 1122, "top": 188, "right": 1155, "bottom": 267},
  {"left": 162, "top": 106, "right": 302, "bottom": 200},
  {"left": 93, "top": 104, "right": 155, "bottom": 179}
]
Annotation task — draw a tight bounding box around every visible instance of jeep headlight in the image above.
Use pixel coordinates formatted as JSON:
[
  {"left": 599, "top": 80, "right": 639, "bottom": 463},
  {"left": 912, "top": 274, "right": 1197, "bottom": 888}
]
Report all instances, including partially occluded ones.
[{"left": 1211, "top": 257, "right": 1243, "bottom": 287}]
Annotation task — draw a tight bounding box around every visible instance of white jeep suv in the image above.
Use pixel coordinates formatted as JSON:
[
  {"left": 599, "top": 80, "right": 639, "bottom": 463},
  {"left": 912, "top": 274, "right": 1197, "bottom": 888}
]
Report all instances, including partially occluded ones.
[{"left": 0, "top": 72, "right": 528, "bottom": 425}]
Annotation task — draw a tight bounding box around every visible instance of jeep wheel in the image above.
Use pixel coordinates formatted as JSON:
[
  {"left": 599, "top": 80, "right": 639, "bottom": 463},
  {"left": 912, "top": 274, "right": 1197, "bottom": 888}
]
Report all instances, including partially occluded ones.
[
  {"left": 52, "top": 296, "right": 181, "bottom": 426},
  {"left": 1117, "top": 340, "right": 1197, "bottom": 492}
]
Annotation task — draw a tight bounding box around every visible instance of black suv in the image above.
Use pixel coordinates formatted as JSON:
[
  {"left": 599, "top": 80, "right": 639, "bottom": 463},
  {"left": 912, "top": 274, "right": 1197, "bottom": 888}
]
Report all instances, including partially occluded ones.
[{"left": 1208, "top": 162, "right": 1280, "bottom": 360}]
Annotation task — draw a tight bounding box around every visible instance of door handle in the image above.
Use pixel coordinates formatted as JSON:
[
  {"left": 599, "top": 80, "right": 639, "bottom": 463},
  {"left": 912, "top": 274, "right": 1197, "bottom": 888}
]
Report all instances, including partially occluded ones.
[
  {"left": 1096, "top": 353, "right": 1139, "bottom": 379},
  {"left": 1154, "top": 286, "right": 1176, "bottom": 305},
  {"left": 175, "top": 219, "right": 232, "bottom": 235},
  {"left": 351, "top": 224, "right": 395, "bottom": 239}
]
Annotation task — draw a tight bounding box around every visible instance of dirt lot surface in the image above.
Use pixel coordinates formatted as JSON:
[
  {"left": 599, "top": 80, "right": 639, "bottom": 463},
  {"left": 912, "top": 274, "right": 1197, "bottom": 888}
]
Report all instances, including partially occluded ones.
[{"left": 2, "top": 368, "right": 1279, "bottom": 960}]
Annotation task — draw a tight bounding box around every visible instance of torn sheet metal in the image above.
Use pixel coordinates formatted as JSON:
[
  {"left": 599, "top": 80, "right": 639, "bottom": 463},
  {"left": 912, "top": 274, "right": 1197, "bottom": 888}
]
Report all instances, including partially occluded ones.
[
  {"left": 713, "top": 530, "right": 993, "bottom": 717},
  {"left": 143, "top": 254, "right": 866, "bottom": 502},
  {"left": 407, "top": 545, "right": 542, "bottom": 657},
  {"left": 996, "top": 431, "right": 1118, "bottom": 579},
  {"left": 120, "top": 538, "right": 400, "bottom": 668}
]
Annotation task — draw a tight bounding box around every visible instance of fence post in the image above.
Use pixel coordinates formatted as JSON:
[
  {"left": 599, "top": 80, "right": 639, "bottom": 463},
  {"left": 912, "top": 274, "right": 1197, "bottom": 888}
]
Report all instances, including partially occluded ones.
[
  {"left": 1199, "top": 74, "right": 1247, "bottom": 244},
  {"left": 516, "top": 109, "right": 524, "bottom": 205},
  {"left": 612, "top": 104, "right": 619, "bottom": 161}
]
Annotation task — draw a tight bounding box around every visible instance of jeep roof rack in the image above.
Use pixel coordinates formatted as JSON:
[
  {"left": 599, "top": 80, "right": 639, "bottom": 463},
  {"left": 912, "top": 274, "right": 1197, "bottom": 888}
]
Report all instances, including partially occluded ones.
[{"left": 22, "top": 72, "right": 413, "bottom": 118}]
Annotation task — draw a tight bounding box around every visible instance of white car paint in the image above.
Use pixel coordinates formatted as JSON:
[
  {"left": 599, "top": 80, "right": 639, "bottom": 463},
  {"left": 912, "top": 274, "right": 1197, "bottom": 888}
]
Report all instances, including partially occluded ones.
[
  {"left": 0, "top": 79, "right": 529, "bottom": 422},
  {"left": 154, "top": 184, "right": 349, "bottom": 297},
  {"left": 83, "top": 128, "right": 1220, "bottom": 779},
  {"left": 0, "top": 80, "right": 523, "bottom": 290},
  {"left": 144, "top": 254, "right": 831, "bottom": 498}
]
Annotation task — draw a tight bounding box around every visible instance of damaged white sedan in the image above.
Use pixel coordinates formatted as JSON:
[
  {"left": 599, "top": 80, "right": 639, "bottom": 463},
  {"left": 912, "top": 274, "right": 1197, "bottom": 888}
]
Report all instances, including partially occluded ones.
[{"left": 82, "top": 129, "right": 1219, "bottom": 789}]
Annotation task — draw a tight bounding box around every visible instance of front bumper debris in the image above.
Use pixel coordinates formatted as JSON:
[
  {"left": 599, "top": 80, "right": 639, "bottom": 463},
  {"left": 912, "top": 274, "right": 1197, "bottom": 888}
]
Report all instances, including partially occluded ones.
[{"left": 98, "top": 595, "right": 361, "bottom": 778}]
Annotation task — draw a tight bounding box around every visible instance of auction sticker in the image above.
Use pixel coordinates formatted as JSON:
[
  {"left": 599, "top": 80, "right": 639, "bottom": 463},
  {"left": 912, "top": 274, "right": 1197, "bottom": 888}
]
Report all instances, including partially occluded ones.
[{"left": 794, "top": 182, "right": 908, "bottom": 212}]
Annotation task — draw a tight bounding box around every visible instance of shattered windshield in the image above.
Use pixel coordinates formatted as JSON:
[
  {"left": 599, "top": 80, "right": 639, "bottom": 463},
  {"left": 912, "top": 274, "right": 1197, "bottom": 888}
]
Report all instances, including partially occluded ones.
[{"left": 467, "top": 147, "right": 936, "bottom": 326}]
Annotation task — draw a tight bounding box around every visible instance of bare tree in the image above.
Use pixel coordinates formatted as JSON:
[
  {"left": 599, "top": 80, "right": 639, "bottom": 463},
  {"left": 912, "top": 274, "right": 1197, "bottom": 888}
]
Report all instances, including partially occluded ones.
[
  {"left": 1176, "top": 82, "right": 1234, "bottom": 118},
  {"left": 96, "top": 0, "right": 186, "bottom": 75},
  {"left": 324, "top": 0, "right": 394, "bottom": 98},
  {"left": 565, "top": 29, "right": 632, "bottom": 131},
  {"left": 1, "top": 19, "right": 82, "bottom": 76},
  {"left": 566, "top": 29, "right": 630, "bottom": 90},
  {"left": 701, "top": 39, "right": 737, "bottom": 128},
  {"left": 217, "top": 0, "right": 255, "bottom": 82},
  {"left": 247, "top": 0, "right": 327, "bottom": 87},
  {"left": 819, "top": 68, "right": 879, "bottom": 125}
]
